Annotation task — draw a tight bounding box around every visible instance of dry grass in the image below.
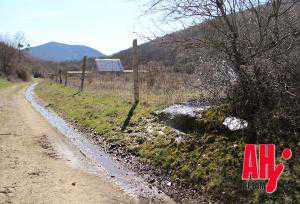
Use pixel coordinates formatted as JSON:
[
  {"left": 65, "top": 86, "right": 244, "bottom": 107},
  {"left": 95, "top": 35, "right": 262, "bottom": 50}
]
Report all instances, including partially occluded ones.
[{"left": 64, "top": 71, "right": 204, "bottom": 107}]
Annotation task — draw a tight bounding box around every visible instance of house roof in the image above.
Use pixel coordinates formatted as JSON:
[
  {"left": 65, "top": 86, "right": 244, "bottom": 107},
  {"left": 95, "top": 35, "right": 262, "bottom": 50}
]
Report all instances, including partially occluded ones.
[{"left": 95, "top": 59, "right": 124, "bottom": 72}]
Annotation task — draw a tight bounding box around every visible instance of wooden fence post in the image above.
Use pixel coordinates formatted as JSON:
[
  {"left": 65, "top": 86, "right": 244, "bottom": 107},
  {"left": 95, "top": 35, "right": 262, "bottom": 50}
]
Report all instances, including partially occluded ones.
[
  {"left": 133, "top": 39, "right": 139, "bottom": 103},
  {"left": 58, "top": 69, "right": 62, "bottom": 84},
  {"left": 64, "top": 72, "right": 68, "bottom": 86},
  {"left": 55, "top": 73, "right": 58, "bottom": 83},
  {"left": 80, "top": 56, "right": 87, "bottom": 92}
]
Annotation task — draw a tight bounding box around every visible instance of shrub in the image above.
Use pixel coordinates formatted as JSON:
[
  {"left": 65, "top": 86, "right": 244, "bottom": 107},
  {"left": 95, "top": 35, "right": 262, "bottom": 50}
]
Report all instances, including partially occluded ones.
[{"left": 16, "top": 68, "right": 31, "bottom": 81}]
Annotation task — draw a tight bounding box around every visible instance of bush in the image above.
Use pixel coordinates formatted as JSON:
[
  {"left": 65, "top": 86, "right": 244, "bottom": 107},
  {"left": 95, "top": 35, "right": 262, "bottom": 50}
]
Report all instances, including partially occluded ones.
[{"left": 16, "top": 68, "right": 31, "bottom": 81}]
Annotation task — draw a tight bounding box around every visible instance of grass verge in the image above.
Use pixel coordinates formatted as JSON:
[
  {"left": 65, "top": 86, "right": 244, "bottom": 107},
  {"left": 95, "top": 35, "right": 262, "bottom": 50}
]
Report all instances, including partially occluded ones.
[
  {"left": 35, "top": 81, "right": 299, "bottom": 203},
  {"left": 35, "top": 82, "right": 167, "bottom": 136}
]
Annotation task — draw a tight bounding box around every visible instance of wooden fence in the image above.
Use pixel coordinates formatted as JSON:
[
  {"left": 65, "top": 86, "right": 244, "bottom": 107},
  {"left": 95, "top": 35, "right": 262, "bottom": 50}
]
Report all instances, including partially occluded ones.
[{"left": 47, "top": 39, "right": 141, "bottom": 103}]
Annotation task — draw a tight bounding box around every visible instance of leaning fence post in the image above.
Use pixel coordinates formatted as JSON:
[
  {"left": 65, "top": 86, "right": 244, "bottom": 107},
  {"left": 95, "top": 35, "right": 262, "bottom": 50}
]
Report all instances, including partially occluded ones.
[
  {"left": 80, "top": 56, "right": 87, "bottom": 92},
  {"left": 64, "top": 72, "right": 68, "bottom": 86},
  {"left": 133, "top": 39, "right": 139, "bottom": 103}
]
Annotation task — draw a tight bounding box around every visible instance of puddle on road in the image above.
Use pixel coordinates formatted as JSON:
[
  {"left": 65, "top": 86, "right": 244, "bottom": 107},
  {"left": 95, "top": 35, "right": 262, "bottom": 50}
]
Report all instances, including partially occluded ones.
[{"left": 25, "top": 83, "right": 172, "bottom": 203}]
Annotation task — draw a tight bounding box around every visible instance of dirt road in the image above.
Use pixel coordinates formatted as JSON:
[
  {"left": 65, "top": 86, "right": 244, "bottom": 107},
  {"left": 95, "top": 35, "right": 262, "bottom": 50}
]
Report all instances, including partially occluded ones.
[{"left": 0, "top": 84, "right": 135, "bottom": 204}]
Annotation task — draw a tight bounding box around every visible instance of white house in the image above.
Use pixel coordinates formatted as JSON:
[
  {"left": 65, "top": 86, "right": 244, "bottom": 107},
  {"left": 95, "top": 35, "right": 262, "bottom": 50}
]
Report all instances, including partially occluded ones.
[{"left": 95, "top": 59, "right": 124, "bottom": 72}]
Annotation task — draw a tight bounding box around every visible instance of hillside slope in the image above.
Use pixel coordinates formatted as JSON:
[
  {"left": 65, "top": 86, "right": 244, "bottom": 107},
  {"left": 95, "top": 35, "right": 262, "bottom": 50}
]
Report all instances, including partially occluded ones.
[
  {"left": 112, "top": 3, "right": 300, "bottom": 70},
  {"left": 111, "top": 23, "right": 215, "bottom": 70}
]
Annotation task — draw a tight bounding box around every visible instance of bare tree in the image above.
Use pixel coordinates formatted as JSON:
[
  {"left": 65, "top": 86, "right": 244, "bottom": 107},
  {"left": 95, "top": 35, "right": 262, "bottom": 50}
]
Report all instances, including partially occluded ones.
[
  {"left": 146, "top": 0, "right": 299, "bottom": 141},
  {"left": 0, "top": 38, "right": 18, "bottom": 75},
  {"left": 13, "top": 32, "right": 30, "bottom": 61},
  {"left": 0, "top": 33, "right": 31, "bottom": 81},
  {"left": 147, "top": 0, "right": 298, "bottom": 92}
]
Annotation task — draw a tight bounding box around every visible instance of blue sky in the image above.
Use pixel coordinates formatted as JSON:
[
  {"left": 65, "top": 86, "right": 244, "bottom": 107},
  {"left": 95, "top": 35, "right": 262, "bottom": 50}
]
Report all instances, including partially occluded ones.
[{"left": 0, "top": 0, "right": 177, "bottom": 55}]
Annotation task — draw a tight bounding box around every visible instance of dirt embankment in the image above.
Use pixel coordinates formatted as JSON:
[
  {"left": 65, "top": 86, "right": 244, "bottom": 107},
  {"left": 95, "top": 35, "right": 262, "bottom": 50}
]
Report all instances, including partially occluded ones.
[{"left": 0, "top": 84, "right": 134, "bottom": 204}]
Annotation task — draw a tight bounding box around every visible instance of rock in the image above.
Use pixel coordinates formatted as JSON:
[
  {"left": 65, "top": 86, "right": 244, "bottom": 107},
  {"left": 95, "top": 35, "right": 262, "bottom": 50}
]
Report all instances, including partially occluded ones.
[
  {"left": 166, "top": 181, "right": 172, "bottom": 187},
  {"left": 45, "top": 103, "right": 52, "bottom": 108},
  {"left": 149, "top": 178, "right": 155, "bottom": 184},
  {"left": 126, "top": 129, "right": 133, "bottom": 133},
  {"left": 109, "top": 143, "right": 118, "bottom": 150},
  {"left": 175, "top": 136, "right": 185, "bottom": 144},
  {"left": 223, "top": 117, "right": 248, "bottom": 131},
  {"left": 146, "top": 125, "right": 154, "bottom": 134},
  {"left": 174, "top": 129, "right": 187, "bottom": 143}
]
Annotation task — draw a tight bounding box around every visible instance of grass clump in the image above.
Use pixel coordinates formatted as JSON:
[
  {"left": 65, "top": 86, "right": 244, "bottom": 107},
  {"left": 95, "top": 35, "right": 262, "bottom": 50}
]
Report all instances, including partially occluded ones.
[{"left": 0, "top": 78, "right": 12, "bottom": 89}]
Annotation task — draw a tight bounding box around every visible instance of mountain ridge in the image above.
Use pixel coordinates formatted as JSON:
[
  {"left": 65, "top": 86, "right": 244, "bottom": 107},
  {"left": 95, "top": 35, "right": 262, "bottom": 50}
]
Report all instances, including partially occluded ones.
[{"left": 28, "top": 42, "right": 105, "bottom": 62}]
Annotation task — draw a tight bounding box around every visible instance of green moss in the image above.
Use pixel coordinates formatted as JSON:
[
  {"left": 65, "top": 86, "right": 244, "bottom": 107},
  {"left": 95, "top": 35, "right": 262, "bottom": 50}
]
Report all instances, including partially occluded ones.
[
  {"left": 200, "top": 104, "right": 232, "bottom": 131},
  {"left": 191, "top": 167, "right": 205, "bottom": 183}
]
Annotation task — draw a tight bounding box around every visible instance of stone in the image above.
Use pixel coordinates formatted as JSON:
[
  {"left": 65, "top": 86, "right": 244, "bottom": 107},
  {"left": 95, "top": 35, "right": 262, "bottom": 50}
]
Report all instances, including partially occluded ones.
[
  {"left": 145, "top": 125, "right": 154, "bottom": 134},
  {"left": 175, "top": 136, "right": 184, "bottom": 144},
  {"left": 223, "top": 117, "right": 248, "bottom": 131}
]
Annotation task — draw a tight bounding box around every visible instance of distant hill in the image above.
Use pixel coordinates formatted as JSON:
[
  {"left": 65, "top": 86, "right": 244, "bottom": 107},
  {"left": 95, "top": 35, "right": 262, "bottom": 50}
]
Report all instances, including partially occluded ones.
[{"left": 28, "top": 42, "right": 105, "bottom": 62}]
